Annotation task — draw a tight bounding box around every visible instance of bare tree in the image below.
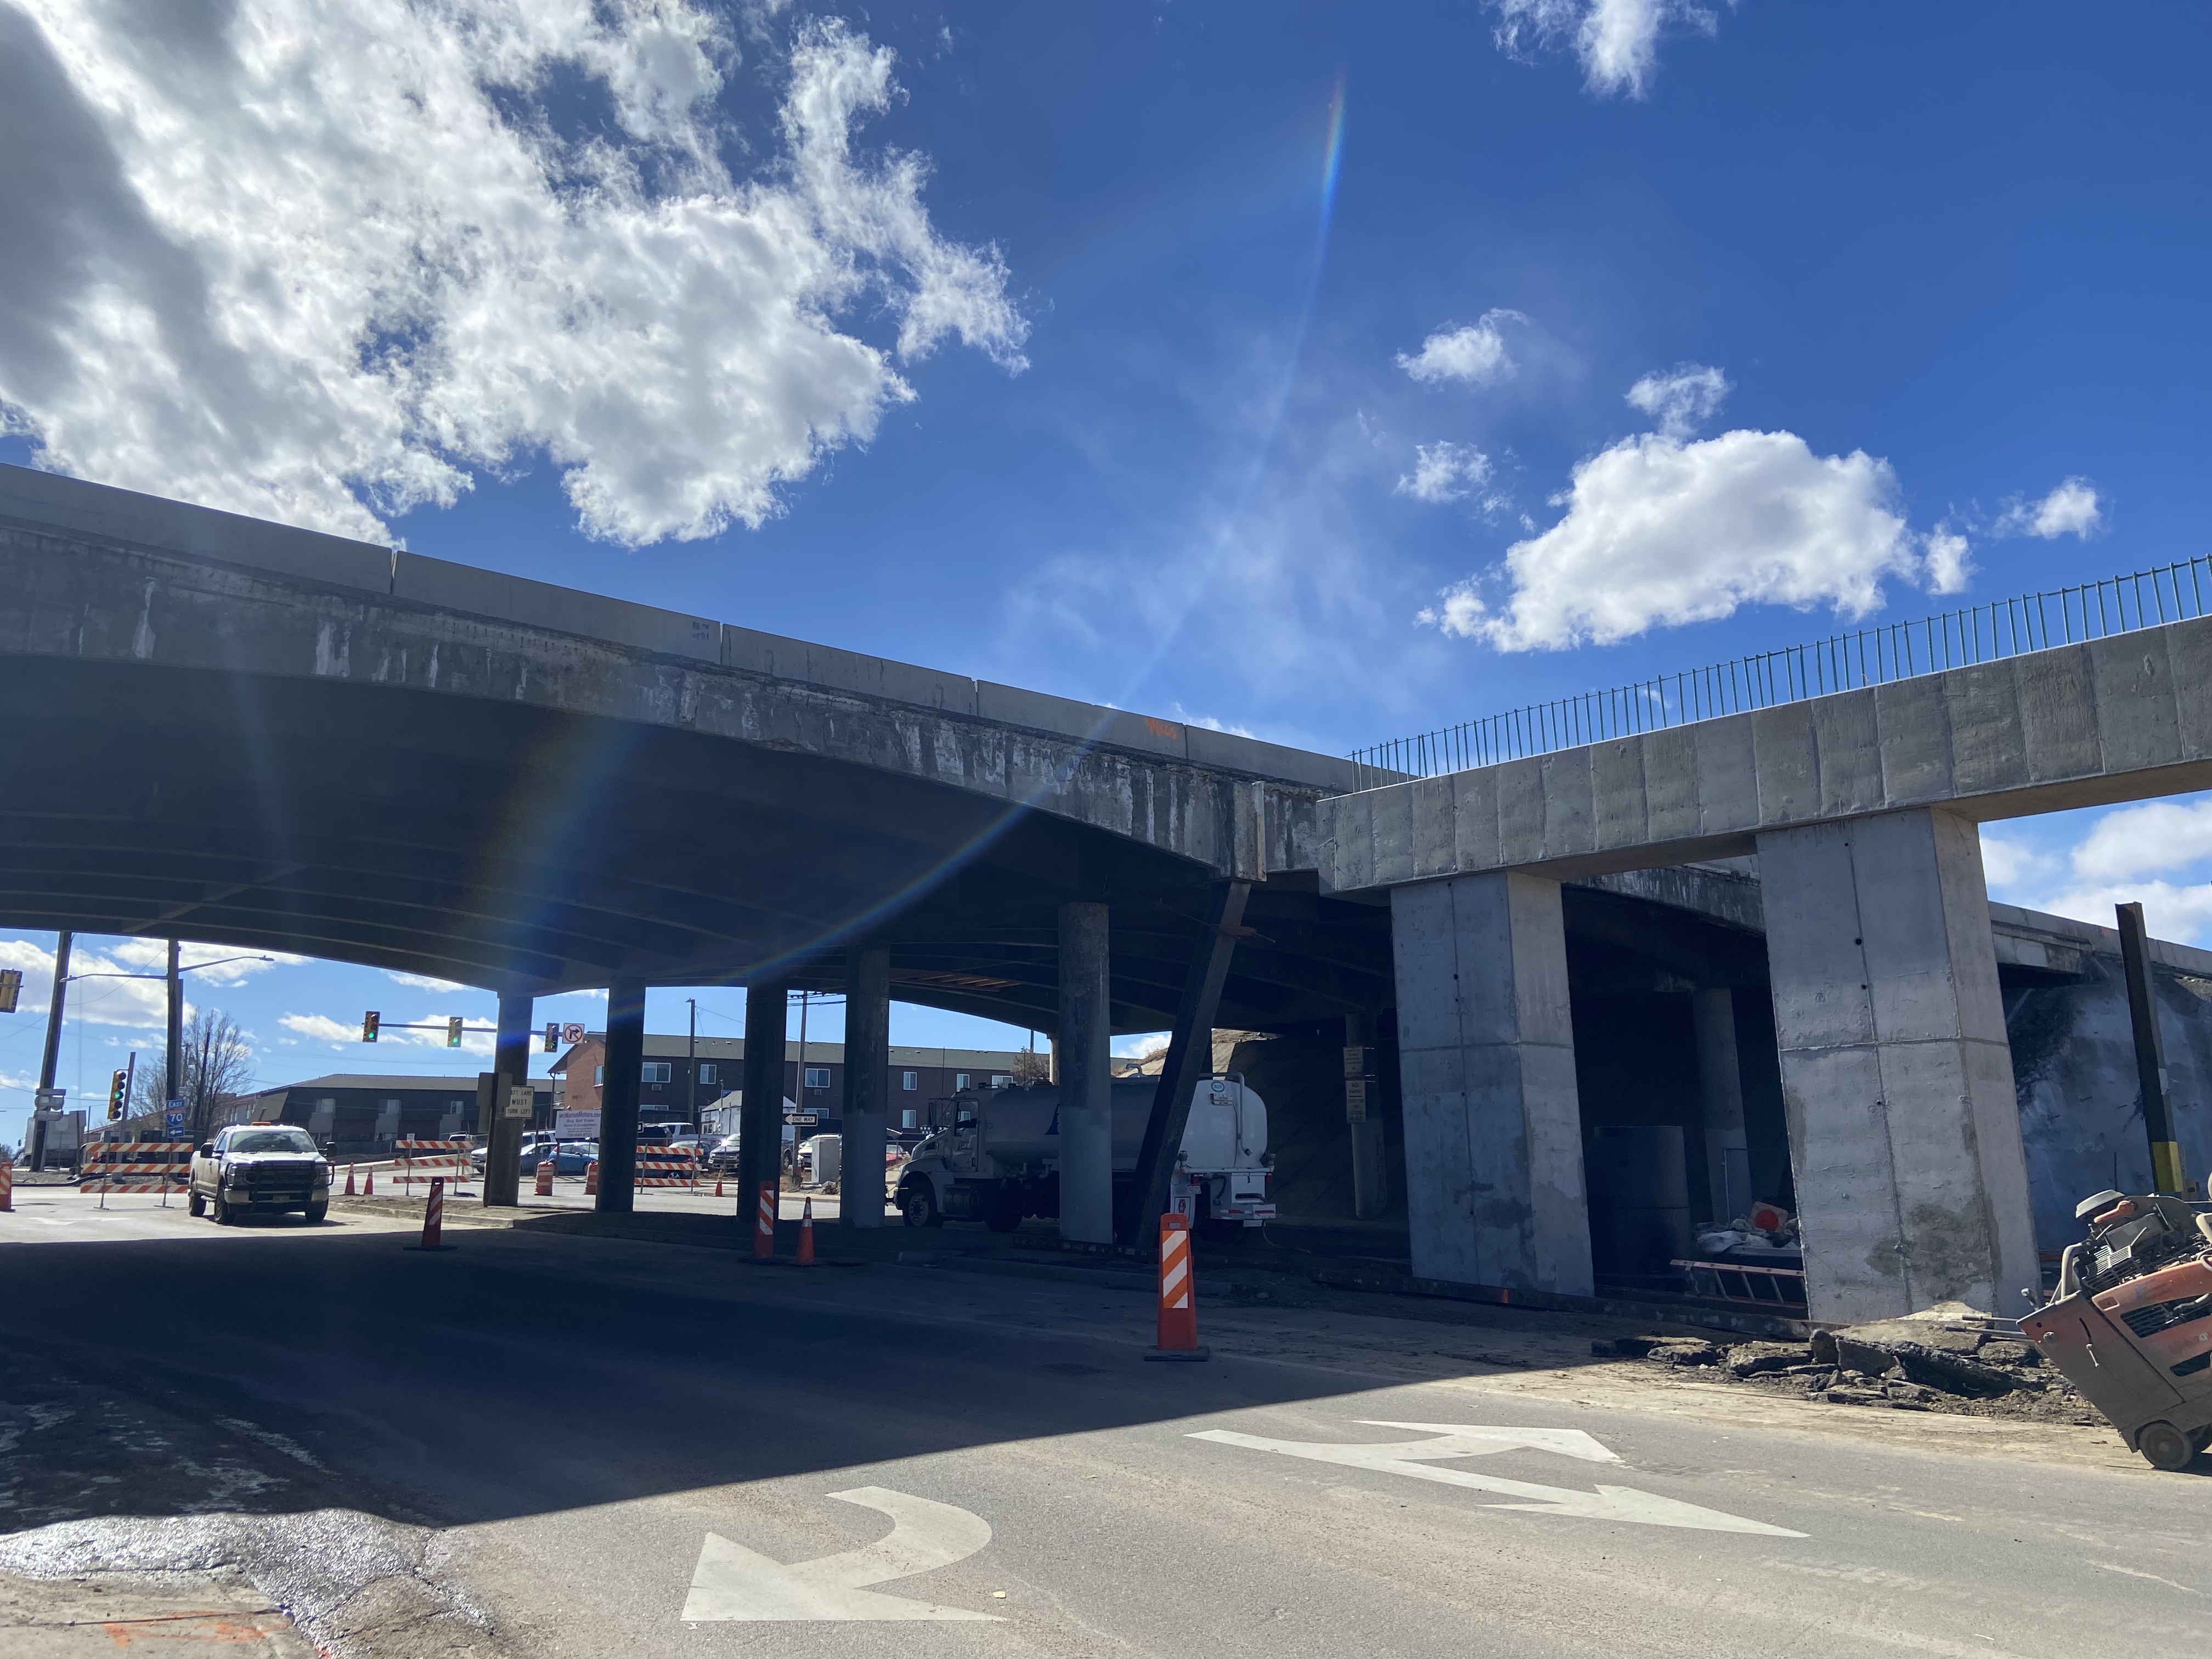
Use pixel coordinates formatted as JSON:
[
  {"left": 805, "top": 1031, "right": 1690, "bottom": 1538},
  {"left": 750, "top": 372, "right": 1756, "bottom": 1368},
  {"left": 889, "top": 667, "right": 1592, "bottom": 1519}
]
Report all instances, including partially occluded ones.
[
  {"left": 130, "top": 1007, "right": 254, "bottom": 1139},
  {"left": 1011, "top": 1047, "right": 1052, "bottom": 1087}
]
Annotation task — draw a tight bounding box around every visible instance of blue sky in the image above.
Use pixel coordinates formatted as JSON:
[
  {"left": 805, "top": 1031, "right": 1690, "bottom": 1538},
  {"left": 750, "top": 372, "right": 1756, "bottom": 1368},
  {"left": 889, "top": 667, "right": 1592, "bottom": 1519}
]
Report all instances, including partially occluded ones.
[{"left": 2, "top": 2, "right": 2208, "bottom": 1143}]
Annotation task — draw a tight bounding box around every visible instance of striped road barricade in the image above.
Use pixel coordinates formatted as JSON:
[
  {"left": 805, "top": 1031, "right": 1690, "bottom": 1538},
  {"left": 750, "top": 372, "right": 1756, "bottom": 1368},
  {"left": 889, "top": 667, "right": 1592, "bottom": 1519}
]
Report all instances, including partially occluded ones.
[
  {"left": 396, "top": 1139, "right": 472, "bottom": 1195},
  {"left": 82, "top": 1142, "right": 191, "bottom": 1208},
  {"left": 635, "top": 1151, "right": 699, "bottom": 1190}
]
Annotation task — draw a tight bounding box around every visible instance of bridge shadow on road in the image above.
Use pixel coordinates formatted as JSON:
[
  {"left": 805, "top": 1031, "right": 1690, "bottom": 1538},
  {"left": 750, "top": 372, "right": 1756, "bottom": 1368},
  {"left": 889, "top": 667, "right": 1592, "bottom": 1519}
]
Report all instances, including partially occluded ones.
[{"left": 0, "top": 1217, "right": 1640, "bottom": 1537}]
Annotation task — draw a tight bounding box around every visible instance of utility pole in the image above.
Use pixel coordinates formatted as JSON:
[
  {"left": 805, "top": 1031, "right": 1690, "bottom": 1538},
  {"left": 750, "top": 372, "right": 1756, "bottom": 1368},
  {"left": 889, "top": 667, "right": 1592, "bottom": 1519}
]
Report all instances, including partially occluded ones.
[
  {"left": 165, "top": 940, "right": 183, "bottom": 1127},
  {"left": 30, "top": 930, "right": 72, "bottom": 1171},
  {"left": 795, "top": 989, "right": 810, "bottom": 1160},
  {"left": 686, "top": 997, "right": 698, "bottom": 1128},
  {"left": 2117, "top": 901, "right": 2190, "bottom": 1195}
]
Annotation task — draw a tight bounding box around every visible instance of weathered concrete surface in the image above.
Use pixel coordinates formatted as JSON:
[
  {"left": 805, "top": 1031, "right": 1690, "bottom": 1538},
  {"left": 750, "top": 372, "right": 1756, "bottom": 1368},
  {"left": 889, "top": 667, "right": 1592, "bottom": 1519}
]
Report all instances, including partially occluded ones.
[
  {"left": 0, "top": 465, "right": 1334, "bottom": 884},
  {"left": 1390, "top": 872, "right": 1594, "bottom": 1295},
  {"left": 1318, "top": 622, "right": 2212, "bottom": 889},
  {"left": 1757, "top": 809, "right": 2040, "bottom": 1325},
  {"left": 2000, "top": 905, "right": 2212, "bottom": 1244}
]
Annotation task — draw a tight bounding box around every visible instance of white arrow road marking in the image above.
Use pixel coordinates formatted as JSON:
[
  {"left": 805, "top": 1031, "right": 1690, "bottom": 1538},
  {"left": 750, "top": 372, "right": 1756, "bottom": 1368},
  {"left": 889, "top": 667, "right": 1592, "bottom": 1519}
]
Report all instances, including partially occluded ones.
[
  {"left": 1190, "top": 1423, "right": 1805, "bottom": 1537},
  {"left": 680, "top": 1487, "right": 1003, "bottom": 1622}
]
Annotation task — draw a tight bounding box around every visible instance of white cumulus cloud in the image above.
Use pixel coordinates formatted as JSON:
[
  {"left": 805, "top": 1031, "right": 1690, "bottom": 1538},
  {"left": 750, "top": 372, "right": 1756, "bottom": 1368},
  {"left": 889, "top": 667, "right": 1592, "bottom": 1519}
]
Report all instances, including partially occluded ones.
[
  {"left": 1396, "top": 442, "right": 1496, "bottom": 505},
  {"left": 1983, "top": 796, "right": 2212, "bottom": 948},
  {"left": 0, "top": 3, "right": 1025, "bottom": 547},
  {"left": 1489, "top": 0, "right": 1720, "bottom": 99},
  {"left": 1994, "top": 478, "right": 2103, "bottom": 540},
  {"left": 1397, "top": 312, "right": 1524, "bottom": 387},
  {"left": 1421, "top": 381, "right": 1971, "bottom": 651},
  {"left": 1626, "top": 363, "right": 1730, "bottom": 437}
]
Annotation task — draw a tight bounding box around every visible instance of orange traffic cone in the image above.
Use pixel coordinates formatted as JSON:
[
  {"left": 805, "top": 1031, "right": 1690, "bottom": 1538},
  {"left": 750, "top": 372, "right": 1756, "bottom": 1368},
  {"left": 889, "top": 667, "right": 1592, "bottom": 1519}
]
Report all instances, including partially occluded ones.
[
  {"left": 343, "top": 1164, "right": 356, "bottom": 1197},
  {"left": 585, "top": 1159, "right": 599, "bottom": 1196},
  {"left": 713, "top": 1175, "right": 723, "bottom": 1198},
  {"left": 534, "top": 1158, "right": 554, "bottom": 1197},
  {"left": 363, "top": 1167, "right": 374, "bottom": 1197},
  {"left": 797, "top": 1197, "right": 816, "bottom": 1266}
]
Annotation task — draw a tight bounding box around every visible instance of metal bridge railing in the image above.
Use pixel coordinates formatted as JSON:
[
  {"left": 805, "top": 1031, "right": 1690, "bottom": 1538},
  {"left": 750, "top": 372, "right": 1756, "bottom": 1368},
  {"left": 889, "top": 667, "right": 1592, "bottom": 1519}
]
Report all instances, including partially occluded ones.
[{"left": 1348, "top": 555, "right": 2212, "bottom": 789}]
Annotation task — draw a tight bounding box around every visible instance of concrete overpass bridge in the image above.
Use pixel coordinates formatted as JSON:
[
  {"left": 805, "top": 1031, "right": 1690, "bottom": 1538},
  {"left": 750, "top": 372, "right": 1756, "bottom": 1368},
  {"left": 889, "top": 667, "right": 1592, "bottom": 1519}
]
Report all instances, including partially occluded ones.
[{"left": 7, "top": 464, "right": 2210, "bottom": 1325}]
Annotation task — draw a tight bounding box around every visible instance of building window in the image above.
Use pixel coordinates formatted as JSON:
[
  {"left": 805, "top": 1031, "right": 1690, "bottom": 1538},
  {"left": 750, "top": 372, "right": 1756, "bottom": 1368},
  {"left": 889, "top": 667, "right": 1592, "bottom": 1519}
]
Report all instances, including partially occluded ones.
[
  {"left": 900, "top": 1108, "right": 918, "bottom": 1130},
  {"left": 641, "top": 1062, "right": 672, "bottom": 1085},
  {"left": 594, "top": 1066, "right": 602, "bottom": 1086},
  {"left": 698, "top": 1063, "right": 717, "bottom": 1087},
  {"left": 804, "top": 1066, "right": 830, "bottom": 1090},
  {"left": 901, "top": 1070, "right": 918, "bottom": 1091},
  {"left": 991, "top": 1074, "right": 1012, "bottom": 1089},
  {"left": 954, "top": 1072, "right": 971, "bottom": 1090}
]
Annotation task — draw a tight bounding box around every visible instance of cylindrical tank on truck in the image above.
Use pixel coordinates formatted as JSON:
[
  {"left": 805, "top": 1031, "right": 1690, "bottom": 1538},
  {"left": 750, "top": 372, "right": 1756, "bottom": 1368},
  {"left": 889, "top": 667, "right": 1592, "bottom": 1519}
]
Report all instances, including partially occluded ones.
[{"left": 893, "top": 1076, "right": 1273, "bottom": 1237}]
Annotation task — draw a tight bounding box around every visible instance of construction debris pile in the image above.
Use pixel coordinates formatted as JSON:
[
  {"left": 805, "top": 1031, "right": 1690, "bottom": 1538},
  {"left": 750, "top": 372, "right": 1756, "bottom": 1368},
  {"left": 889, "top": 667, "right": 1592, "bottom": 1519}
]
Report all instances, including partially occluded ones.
[{"left": 1593, "top": 1302, "right": 2096, "bottom": 1424}]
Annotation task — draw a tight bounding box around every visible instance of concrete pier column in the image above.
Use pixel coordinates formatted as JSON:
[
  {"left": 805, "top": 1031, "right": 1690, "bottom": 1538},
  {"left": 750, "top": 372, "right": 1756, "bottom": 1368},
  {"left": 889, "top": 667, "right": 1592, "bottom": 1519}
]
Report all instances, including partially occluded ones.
[
  {"left": 1345, "top": 1012, "right": 1389, "bottom": 1220},
  {"left": 1692, "top": 989, "right": 1748, "bottom": 1224},
  {"left": 596, "top": 978, "right": 646, "bottom": 1214},
  {"left": 739, "top": 978, "right": 788, "bottom": 1218},
  {"left": 484, "top": 989, "right": 533, "bottom": 1206},
  {"left": 840, "top": 947, "right": 890, "bottom": 1229},
  {"left": 1757, "top": 808, "right": 2039, "bottom": 1322},
  {"left": 1057, "top": 901, "right": 1114, "bottom": 1243},
  {"left": 1390, "top": 873, "right": 1593, "bottom": 1295}
]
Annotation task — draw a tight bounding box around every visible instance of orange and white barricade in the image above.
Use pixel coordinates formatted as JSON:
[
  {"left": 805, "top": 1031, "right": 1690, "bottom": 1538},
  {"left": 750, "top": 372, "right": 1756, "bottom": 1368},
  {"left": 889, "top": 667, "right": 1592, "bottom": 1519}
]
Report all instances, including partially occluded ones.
[
  {"left": 82, "top": 1143, "right": 192, "bottom": 1207},
  {"left": 634, "top": 1150, "right": 698, "bottom": 1189},
  {"left": 1145, "top": 1213, "right": 1207, "bottom": 1361},
  {"left": 395, "top": 1138, "right": 472, "bottom": 1194},
  {"left": 0, "top": 1155, "right": 13, "bottom": 1212}
]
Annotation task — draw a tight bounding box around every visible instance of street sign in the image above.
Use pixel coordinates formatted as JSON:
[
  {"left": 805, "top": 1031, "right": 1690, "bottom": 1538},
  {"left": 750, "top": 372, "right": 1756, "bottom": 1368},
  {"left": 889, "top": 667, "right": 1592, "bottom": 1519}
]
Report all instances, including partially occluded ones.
[
  {"left": 785, "top": 1111, "right": 819, "bottom": 1126},
  {"left": 33, "top": 1087, "right": 65, "bottom": 1110},
  {"left": 504, "top": 1085, "right": 534, "bottom": 1119},
  {"left": 561, "top": 1022, "right": 586, "bottom": 1044},
  {"left": 165, "top": 1109, "right": 187, "bottom": 1137}
]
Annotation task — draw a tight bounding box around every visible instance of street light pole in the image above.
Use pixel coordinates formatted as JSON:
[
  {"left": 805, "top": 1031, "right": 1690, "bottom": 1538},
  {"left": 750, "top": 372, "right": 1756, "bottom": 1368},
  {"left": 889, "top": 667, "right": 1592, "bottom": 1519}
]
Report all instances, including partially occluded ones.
[
  {"left": 165, "top": 940, "right": 182, "bottom": 1121},
  {"left": 30, "top": 930, "right": 72, "bottom": 1170},
  {"left": 686, "top": 997, "right": 698, "bottom": 1128}
]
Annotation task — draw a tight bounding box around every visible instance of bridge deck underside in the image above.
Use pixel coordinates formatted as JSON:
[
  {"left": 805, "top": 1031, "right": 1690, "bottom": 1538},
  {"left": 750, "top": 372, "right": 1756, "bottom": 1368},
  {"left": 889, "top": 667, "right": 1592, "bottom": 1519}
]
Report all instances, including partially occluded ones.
[{"left": 2, "top": 656, "right": 1390, "bottom": 1029}]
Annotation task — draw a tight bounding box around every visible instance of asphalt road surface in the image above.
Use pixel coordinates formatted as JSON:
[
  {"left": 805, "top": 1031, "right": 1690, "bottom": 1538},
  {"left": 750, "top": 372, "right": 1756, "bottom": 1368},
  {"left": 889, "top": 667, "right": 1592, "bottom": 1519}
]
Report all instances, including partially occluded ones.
[{"left": 0, "top": 1191, "right": 2204, "bottom": 1658}]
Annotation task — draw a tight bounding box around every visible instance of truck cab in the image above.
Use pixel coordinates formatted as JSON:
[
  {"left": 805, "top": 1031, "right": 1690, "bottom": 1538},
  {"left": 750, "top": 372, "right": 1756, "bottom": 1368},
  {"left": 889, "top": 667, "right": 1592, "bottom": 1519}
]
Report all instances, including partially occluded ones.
[{"left": 188, "top": 1125, "right": 331, "bottom": 1224}]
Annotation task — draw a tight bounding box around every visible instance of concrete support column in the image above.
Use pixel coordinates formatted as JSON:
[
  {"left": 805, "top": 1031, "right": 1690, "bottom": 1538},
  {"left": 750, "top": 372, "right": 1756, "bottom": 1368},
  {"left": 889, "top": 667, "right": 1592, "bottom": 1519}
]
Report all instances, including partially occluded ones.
[
  {"left": 1390, "top": 872, "right": 1593, "bottom": 1295},
  {"left": 1057, "top": 901, "right": 1113, "bottom": 1243},
  {"left": 484, "top": 989, "right": 533, "bottom": 1206},
  {"left": 595, "top": 978, "right": 646, "bottom": 1215},
  {"left": 739, "top": 979, "right": 788, "bottom": 1220},
  {"left": 1758, "top": 808, "right": 2039, "bottom": 1323},
  {"left": 839, "top": 947, "right": 890, "bottom": 1229},
  {"left": 1345, "top": 1012, "right": 1389, "bottom": 1220},
  {"left": 1692, "top": 989, "right": 1749, "bottom": 1224}
]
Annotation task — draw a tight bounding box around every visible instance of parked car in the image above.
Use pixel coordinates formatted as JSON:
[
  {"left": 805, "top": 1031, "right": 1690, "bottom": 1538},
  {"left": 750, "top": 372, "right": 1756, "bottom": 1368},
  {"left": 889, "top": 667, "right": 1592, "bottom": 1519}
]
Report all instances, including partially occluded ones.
[
  {"left": 470, "top": 1133, "right": 555, "bottom": 1173},
  {"left": 188, "top": 1125, "right": 331, "bottom": 1224},
  {"left": 703, "top": 1135, "right": 742, "bottom": 1171},
  {"left": 548, "top": 1140, "right": 599, "bottom": 1175}
]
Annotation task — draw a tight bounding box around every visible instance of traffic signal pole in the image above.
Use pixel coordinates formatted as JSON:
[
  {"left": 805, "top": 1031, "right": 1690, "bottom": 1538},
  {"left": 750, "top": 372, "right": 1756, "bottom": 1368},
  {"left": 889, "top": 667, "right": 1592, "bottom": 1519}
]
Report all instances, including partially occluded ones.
[
  {"left": 484, "top": 990, "right": 533, "bottom": 1207},
  {"left": 30, "top": 930, "right": 72, "bottom": 1170},
  {"left": 165, "top": 940, "right": 182, "bottom": 1126}
]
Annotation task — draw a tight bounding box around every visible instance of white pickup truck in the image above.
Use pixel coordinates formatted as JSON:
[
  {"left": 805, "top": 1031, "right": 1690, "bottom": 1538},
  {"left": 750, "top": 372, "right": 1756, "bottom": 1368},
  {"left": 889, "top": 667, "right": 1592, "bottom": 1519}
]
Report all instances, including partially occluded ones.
[{"left": 188, "top": 1125, "right": 331, "bottom": 1224}]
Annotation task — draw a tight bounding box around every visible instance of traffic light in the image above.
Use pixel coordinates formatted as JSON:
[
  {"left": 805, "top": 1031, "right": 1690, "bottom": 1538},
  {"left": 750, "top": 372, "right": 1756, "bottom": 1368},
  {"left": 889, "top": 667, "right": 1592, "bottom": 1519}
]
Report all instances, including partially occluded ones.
[
  {"left": 447, "top": 1015, "right": 464, "bottom": 1048},
  {"left": 108, "top": 1070, "right": 127, "bottom": 1120},
  {"left": 543, "top": 1022, "right": 559, "bottom": 1053},
  {"left": 0, "top": 968, "right": 20, "bottom": 1013},
  {"left": 362, "top": 1011, "right": 380, "bottom": 1042}
]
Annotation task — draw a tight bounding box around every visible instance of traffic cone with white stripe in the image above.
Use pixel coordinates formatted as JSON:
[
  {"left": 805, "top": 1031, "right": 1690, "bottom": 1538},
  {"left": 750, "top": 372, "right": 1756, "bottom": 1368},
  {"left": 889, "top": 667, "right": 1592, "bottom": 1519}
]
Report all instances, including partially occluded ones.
[
  {"left": 363, "top": 1167, "right": 374, "bottom": 1197},
  {"left": 585, "top": 1159, "right": 599, "bottom": 1196},
  {"left": 343, "top": 1164, "right": 356, "bottom": 1197},
  {"left": 797, "top": 1197, "right": 816, "bottom": 1266},
  {"left": 534, "top": 1157, "right": 554, "bottom": 1197},
  {"left": 713, "top": 1175, "right": 723, "bottom": 1198},
  {"left": 1145, "top": 1213, "right": 1207, "bottom": 1361},
  {"left": 405, "top": 1175, "right": 455, "bottom": 1251}
]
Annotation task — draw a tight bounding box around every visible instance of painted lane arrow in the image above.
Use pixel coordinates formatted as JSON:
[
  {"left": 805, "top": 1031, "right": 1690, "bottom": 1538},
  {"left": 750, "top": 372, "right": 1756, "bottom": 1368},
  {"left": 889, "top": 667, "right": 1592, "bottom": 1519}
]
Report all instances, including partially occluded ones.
[
  {"left": 681, "top": 1487, "right": 1003, "bottom": 1622},
  {"left": 1190, "top": 1421, "right": 1805, "bottom": 1537}
]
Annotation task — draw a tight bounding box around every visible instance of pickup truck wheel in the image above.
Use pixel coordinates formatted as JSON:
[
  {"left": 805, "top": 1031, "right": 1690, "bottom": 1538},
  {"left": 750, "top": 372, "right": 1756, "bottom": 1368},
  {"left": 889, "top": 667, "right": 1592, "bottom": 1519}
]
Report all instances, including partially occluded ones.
[
  {"left": 212, "top": 1191, "right": 234, "bottom": 1226},
  {"left": 187, "top": 1190, "right": 206, "bottom": 1217},
  {"left": 303, "top": 1200, "right": 329, "bottom": 1223},
  {"left": 901, "top": 1185, "right": 942, "bottom": 1228}
]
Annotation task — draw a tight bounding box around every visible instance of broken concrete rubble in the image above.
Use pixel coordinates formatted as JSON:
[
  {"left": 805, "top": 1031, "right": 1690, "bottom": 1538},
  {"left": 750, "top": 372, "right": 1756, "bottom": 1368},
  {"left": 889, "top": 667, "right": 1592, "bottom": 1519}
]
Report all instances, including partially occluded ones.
[{"left": 1592, "top": 1305, "right": 2092, "bottom": 1424}]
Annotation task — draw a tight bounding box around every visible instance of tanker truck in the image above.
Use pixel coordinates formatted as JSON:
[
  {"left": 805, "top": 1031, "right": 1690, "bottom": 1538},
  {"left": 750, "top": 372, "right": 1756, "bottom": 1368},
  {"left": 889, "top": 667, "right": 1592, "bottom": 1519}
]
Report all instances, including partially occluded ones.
[{"left": 894, "top": 1075, "right": 1274, "bottom": 1239}]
